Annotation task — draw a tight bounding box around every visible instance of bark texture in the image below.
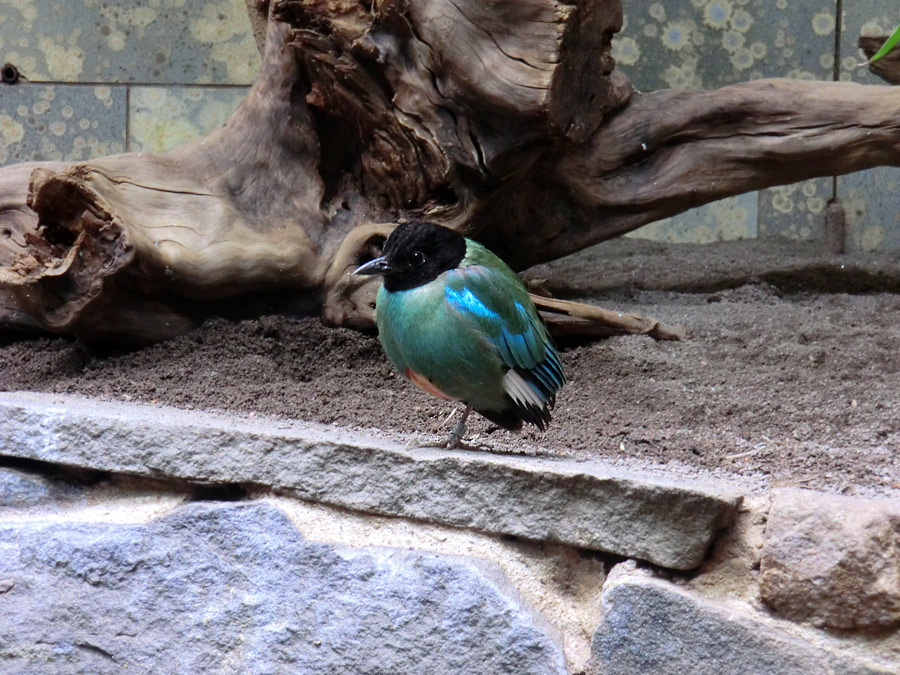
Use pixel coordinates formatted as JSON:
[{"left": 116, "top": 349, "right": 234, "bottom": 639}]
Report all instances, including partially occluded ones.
[{"left": 2, "top": 0, "right": 900, "bottom": 343}]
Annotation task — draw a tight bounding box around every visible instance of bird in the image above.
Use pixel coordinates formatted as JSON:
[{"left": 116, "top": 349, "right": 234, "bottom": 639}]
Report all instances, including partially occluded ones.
[{"left": 354, "top": 220, "right": 565, "bottom": 448}]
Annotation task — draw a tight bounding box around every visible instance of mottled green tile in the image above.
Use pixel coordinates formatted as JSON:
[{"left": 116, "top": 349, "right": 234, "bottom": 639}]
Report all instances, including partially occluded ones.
[
  {"left": 0, "top": 84, "right": 125, "bottom": 165},
  {"left": 755, "top": 0, "right": 837, "bottom": 243},
  {"left": 839, "top": 167, "right": 900, "bottom": 251},
  {"left": 758, "top": 178, "right": 833, "bottom": 242},
  {"left": 616, "top": 1, "right": 837, "bottom": 244},
  {"left": 615, "top": 0, "right": 835, "bottom": 92},
  {"left": 626, "top": 192, "right": 757, "bottom": 244},
  {"left": 836, "top": 2, "right": 900, "bottom": 250},
  {"left": 0, "top": 0, "right": 260, "bottom": 85},
  {"left": 129, "top": 86, "right": 247, "bottom": 153}
]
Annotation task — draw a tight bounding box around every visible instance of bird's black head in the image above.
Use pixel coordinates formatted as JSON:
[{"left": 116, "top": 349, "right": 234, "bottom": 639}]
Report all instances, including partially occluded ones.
[{"left": 354, "top": 221, "right": 466, "bottom": 292}]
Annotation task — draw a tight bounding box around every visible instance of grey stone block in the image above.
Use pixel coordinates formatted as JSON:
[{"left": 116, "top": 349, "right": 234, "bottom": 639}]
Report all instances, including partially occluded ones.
[
  {"left": 615, "top": 1, "right": 834, "bottom": 92},
  {"left": 837, "top": 166, "right": 900, "bottom": 252},
  {"left": 0, "top": 393, "right": 741, "bottom": 570},
  {"left": 0, "top": 501, "right": 565, "bottom": 674},
  {"left": 0, "top": 466, "right": 87, "bottom": 509},
  {"left": 0, "top": 468, "right": 60, "bottom": 507},
  {"left": 590, "top": 564, "right": 892, "bottom": 675}
]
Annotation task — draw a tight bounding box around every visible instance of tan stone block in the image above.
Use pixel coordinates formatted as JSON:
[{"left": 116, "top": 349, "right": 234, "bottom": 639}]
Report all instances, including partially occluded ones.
[{"left": 761, "top": 488, "right": 900, "bottom": 631}]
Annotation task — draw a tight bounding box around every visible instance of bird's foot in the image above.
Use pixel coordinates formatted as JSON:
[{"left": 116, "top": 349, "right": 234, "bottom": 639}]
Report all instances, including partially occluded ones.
[
  {"left": 404, "top": 436, "right": 439, "bottom": 451},
  {"left": 402, "top": 431, "right": 487, "bottom": 452},
  {"left": 444, "top": 418, "right": 467, "bottom": 449},
  {"left": 444, "top": 423, "right": 492, "bottom": 451},
  {"left": 443, "top": 403, "right": 474, "bottom": 449},
  {"left": 445, "top": 438, "right": 490, "bottom": 451},
  {"left": 403, "top": 405, "right": 483, "bottom": 451}
]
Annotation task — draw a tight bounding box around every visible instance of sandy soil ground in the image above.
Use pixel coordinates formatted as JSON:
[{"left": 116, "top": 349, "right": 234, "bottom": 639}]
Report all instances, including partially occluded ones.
[{"left": 2, "top": 238, "right": 898, "bottom": 497}]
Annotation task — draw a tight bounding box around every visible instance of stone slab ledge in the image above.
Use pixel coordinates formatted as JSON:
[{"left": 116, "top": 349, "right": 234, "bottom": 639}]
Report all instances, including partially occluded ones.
[{"left": 0, "top": 392, "right": 742, "bottom": 570}]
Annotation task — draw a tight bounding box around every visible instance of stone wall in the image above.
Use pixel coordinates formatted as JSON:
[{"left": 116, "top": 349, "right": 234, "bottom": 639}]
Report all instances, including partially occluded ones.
[{"left": 1, "top": 393, "right": 898, "bottom": 673}]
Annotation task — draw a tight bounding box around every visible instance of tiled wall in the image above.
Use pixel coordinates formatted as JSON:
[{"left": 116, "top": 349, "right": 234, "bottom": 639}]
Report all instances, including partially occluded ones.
[
  {"left": 615, "top": 0, "right": 900, "bottom": 250},
  {"left": 0, "top": 0, "right": 259, "bottom": 164},
  {"left": 838, "top": 2, "right": 900, "bottom": 251},
  {"left": 0, "top": 1, "right": 898, "bottom": 249}
]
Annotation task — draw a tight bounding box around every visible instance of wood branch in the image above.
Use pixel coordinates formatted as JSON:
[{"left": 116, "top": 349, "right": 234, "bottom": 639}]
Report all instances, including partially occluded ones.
[
  {"left": 3, "top": 0, "right": 900, "bottom": 343},
  {"left": 0, "top": 161, "right": 65, "bottom": 332},
  {"left": 480, "top": 79, "right": 900, "bottom": 268},
  {"left": 321, "top": 222, "right": 396, "bottom": 329},
  {"left": 533, "top": 295, "right": 684, "bottom": 342},
  {"left": 859, "top": 36, "right": 900, "bottom": 85}
]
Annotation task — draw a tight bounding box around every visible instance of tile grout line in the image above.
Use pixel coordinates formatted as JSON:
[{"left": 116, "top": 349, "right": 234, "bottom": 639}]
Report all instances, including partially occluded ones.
[
  {"left": 832, "top": 0, "right": 843, "bottom": 83},
  {"left": 125, "top": 84, "right": 131, "bottom": 152},
  {"left": 831, "top": 0, "right": 843, "bottom": 200}
]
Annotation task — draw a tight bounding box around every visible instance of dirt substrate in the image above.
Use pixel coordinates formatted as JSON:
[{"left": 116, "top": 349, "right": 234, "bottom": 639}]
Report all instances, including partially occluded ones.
[{"left": 2, "top": 239, "right": 898, "bottom": 497}]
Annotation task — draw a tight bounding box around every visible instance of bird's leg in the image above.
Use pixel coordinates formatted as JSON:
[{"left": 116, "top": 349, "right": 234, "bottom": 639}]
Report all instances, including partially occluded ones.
[
  {"left": 445, "top": 404, "right": 473, "bottom": 449},
  {"left": 438, "top": 407, "right": 457, "bottom": 431}
]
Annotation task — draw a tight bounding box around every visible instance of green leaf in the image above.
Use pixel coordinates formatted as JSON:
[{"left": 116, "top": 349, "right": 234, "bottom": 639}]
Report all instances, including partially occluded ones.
[{"left": 863, "top": 23, "right": 900, "bottom": 66}]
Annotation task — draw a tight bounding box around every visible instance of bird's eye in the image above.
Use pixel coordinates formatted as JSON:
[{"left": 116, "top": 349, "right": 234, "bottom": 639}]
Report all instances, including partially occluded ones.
[{"left": 410, "top": 251, "right": 426, "bottom": 267}]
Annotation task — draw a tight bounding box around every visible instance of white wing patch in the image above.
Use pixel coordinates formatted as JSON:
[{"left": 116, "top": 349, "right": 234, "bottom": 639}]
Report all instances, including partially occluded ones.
[{"left": 502, "top": 369, "right": 544, "bottom": 410}]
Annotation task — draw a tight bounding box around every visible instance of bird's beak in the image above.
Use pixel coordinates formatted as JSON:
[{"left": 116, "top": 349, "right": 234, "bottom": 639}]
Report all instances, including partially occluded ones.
[{"left": 353, "top": 256, "right": 392, "bottom": 276}]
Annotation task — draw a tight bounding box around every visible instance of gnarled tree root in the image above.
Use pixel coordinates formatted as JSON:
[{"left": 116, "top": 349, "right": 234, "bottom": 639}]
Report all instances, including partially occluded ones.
[{"left": 2, "top": 0, "right": 900, "bottom": 343}]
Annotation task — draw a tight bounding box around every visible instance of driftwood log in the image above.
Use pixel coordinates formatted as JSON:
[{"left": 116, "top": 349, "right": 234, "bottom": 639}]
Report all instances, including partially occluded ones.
[{"left": 2, "top": 0, "right": 900, "bottom": 344}]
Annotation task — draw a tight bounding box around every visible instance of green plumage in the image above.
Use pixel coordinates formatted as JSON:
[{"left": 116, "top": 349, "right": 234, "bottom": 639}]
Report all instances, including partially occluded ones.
[{"left": 375, "top": 239, "right": 564, "bottom": 430}]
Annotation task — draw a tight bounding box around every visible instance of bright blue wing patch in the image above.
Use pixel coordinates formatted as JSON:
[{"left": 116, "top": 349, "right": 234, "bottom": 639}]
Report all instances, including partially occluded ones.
[{"left": 444, "top": 286, "right": 500, "bottom": 321}]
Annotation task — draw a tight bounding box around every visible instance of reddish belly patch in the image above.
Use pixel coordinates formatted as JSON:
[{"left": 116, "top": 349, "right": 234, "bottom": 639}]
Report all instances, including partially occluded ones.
[{"left": 405, "top": 368, "right": 459, "bottom": 401}]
